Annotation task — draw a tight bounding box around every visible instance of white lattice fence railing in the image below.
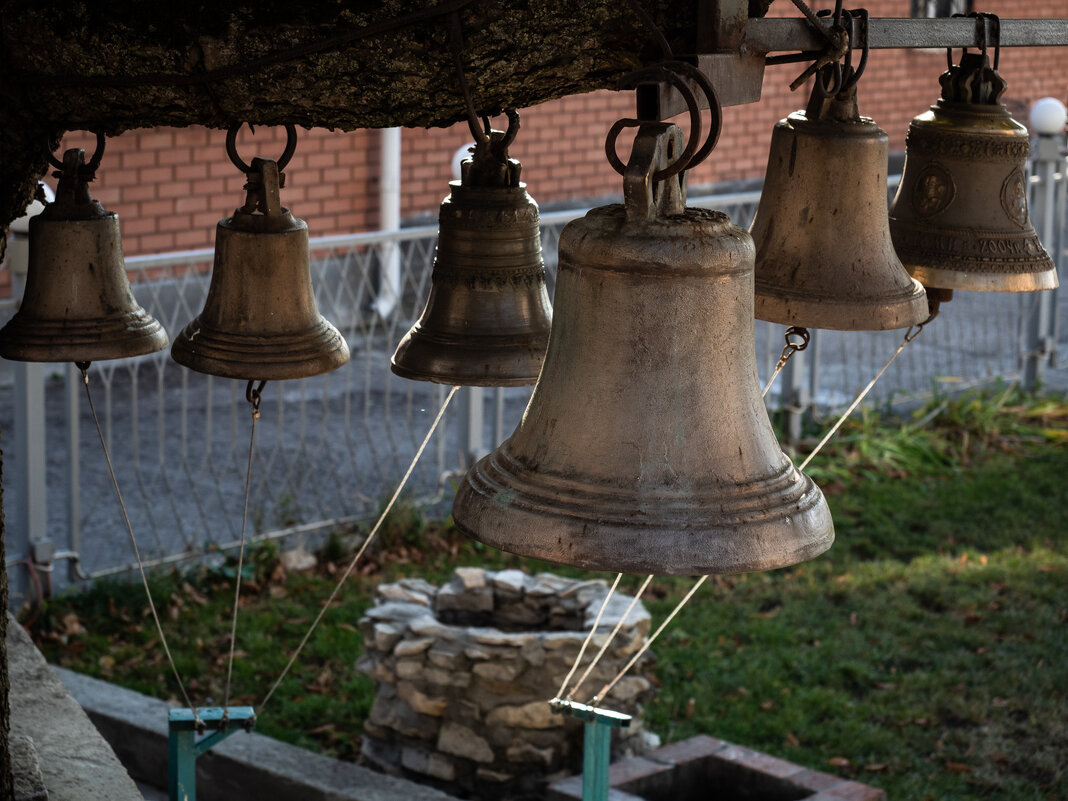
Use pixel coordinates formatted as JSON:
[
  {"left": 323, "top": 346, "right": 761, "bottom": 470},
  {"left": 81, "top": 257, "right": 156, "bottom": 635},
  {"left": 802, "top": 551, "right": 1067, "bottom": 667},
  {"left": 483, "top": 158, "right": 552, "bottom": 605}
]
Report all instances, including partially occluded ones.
[{"left": 1, "top": 166, "right": 1065, "bottom": 588}]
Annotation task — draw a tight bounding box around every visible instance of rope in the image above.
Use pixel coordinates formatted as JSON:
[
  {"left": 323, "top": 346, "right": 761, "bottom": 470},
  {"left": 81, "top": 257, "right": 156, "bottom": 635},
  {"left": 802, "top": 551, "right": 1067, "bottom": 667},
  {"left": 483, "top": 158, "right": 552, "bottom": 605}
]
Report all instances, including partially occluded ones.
[
  {"left": 592, "top": 575, "right": 708, "bottom": 705},
  {"left": 554, "top": 573, "right": 621, "bottom": 699},
  {"left": 78, "top": 363, "right": 197, "bottom": 718},
  {"left": 260, "top": 385, "right": 459, "bottom": 711},
  {"left": 222, "top": 380, "right": 265, "bottom": 712},
  {"left": 799, "top": 323, "right": 925, "bottom": 472},
  {"left": 565, "top": 574, "right": 653, "bottom": 702}
]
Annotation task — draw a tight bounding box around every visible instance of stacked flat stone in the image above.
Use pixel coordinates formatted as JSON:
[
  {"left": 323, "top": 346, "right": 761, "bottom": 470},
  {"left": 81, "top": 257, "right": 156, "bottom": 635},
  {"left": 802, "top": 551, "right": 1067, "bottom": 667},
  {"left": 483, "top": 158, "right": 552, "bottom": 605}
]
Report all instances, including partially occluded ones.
[{"left": 357, "top": 568, "right": 656, "bottom": 798}]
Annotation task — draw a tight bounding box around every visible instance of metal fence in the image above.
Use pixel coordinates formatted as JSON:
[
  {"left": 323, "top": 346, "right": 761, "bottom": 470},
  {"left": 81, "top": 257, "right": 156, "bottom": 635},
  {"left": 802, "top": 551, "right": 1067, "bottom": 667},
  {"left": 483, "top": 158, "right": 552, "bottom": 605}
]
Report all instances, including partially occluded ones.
[{"left": 2, "top": 151, "right": 1066, "bottom": 599}]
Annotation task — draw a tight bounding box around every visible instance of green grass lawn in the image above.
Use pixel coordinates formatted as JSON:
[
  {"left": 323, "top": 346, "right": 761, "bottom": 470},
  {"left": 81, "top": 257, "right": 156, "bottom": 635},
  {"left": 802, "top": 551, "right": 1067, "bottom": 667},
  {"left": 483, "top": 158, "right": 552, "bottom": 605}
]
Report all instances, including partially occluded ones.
[{"left": 27, "top": 388, "right": 1068, "bottom": 800}]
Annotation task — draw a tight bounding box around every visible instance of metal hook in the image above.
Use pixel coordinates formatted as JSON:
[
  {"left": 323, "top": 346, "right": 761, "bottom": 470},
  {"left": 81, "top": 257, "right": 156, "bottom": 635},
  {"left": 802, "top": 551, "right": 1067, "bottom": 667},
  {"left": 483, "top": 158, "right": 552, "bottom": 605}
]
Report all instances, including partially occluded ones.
[
  {"left": 48, "top": 131, "right": 107, "bottom": 176},
  {"left": 607, "top": 60, "right": 721, "bottom": 182},
  {"left": 225, "top": 123, "right": 298, "bottom": 174}
]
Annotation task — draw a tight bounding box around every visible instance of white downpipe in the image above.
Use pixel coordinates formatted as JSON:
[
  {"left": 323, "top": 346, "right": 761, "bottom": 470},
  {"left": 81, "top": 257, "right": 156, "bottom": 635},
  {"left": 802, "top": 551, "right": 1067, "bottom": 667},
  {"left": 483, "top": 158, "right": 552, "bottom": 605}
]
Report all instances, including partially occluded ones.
[{"left": 373, "top": 127, "right": 402, "bottom": 318}]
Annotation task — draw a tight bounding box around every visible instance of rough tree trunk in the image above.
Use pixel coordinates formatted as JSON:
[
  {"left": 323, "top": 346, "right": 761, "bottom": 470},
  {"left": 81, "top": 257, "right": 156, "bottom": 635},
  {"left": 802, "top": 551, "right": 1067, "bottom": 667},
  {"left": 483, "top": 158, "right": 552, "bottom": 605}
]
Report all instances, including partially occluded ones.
[{"left": 0, "top": 0, "right": 731, "bottom": 241}]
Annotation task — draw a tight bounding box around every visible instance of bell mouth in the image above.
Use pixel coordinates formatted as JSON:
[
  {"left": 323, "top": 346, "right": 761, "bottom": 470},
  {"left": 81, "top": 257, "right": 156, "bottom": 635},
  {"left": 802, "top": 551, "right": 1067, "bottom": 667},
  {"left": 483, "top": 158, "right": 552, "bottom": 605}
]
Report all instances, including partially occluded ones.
[
  {"left": 0, "top": 309, "right": 168, "bottom": 363},
  {"left": 908, "top": 263, "right": 1058, "bottom": 293},
  {"left": 453, "top": 446, "right": 834, "bottom": 576},
  {"left": 170, "top": 318, "right": 350, "bottom": 380},
  {"left": 754, "top": 277, "right": 929, "bottom": 331}
]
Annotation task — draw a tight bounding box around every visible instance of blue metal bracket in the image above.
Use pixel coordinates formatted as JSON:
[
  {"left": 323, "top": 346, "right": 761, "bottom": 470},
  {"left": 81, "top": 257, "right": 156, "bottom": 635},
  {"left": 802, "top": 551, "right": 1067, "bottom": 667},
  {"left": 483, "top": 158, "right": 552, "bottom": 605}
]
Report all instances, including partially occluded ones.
[
  {"left": 168, "top": 706, "right": 255, "bottom": 801},
  {"left": 550, "top": 699, "right": 632, "bottom": 801}
]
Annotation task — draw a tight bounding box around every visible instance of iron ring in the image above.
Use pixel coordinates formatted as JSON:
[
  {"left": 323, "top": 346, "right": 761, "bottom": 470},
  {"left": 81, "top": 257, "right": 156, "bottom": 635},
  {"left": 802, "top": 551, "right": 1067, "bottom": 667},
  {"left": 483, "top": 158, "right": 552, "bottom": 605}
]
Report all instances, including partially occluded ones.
[{"left": 226, "top": 122, "right": 298, "bottom": 174}]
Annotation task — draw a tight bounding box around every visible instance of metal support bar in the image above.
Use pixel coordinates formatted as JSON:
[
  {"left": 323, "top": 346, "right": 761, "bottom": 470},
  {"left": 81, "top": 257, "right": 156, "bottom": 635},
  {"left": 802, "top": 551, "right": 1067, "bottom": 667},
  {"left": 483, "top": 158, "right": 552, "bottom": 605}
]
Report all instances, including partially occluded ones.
[
  {"left": 1022, "top": 135, "right": 1062, "bottom": 390},
  {"left": 780, "top": 346, "right": 808, "bottom": 446},
  {"left": 65, "top": 361, "right": 84, "bottom": 581},
  {"left": 746, "top": 17, "right": 1068, "bottom": 54},
  {"left": 456, "top": 386, "right": 486, "bottom": 466},
  {"left": 550, "top": 699, "right": 631, "bottom": 801},
  {"left": 168, "top": 707, "right": 255, "bottom": 801}
]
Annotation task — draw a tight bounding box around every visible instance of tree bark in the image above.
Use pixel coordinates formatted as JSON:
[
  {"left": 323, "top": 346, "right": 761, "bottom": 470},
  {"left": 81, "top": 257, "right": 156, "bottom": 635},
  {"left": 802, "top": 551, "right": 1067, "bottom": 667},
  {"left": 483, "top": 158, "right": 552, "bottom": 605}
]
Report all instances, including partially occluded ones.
[{"left": 0, "top": 0, "right": 726, "bottom": 239}]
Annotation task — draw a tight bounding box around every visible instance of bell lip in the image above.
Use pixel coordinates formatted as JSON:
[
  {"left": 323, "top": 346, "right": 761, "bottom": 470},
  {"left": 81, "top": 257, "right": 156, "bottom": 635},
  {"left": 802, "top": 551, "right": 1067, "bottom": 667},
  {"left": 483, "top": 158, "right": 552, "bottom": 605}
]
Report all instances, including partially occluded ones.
[
  {"left": 753, "top": 279, "right": 930, "bottom": 331},
  {"left": 391, "top": 332, "right": 545, "bottom": 387},
  {"left": 170, "top": 318, "right": 350, "bottom": 380},
  {"left": 908, "top": 263, "right": 1059, "bottom": 293},
  {"left": 0, "top": 310, "right": 169, "bottom": 363},
  {"left": 452, "top": 447, "right": 835, "bottom": 575}
]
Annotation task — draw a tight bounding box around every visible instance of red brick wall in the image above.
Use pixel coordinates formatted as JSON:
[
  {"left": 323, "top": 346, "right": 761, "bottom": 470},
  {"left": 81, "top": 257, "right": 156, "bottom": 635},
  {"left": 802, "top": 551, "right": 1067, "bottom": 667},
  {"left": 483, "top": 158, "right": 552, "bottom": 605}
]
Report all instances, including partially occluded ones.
[{"left": 50, "top": 2, "right": 1067, "bottom": 257}]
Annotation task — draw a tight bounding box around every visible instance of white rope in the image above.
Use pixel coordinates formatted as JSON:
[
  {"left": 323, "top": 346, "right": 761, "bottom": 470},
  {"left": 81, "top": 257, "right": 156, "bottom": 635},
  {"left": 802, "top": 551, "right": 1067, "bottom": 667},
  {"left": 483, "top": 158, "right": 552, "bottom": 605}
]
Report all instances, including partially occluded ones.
[
  {"left": 223, "top": 381, "right": 264, "bottom": 711},
  {"left": 799, "top": 324, "right": 924, "bottom": 472},
  {"left": 260, "top": 385, "right": 459, "bottom": 711},
  {"left": 592, "top": 575, "right": 708, "bottom": 705},
  {"left": 554, "top": 573, "right": 622, "bottom": 699},
  {"left": 565, "top": 573, "right": 653, "bottom": 701},
  {"left": 80, "top": 364, "right": 197, "bottom": 718}
]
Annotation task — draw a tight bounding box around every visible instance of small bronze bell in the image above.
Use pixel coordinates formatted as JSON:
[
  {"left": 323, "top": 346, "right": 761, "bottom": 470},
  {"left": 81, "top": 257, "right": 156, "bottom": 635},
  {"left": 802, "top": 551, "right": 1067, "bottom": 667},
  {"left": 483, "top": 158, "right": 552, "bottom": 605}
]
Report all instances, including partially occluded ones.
[
  {"left": 391, "top": 115, "right": 552, "bottom": 386},
  {"left": 171, "top": 138, "right": 349, "bottom": 380},
  {"left": 750, "top": 80, "right": 928, "bottom": 330},
  {"left": 452, "top": 123, "right": 833, "bottom": 575},
  {"left": 889, "top": 52, "right": 1057, "bottom": 292},
  {"left": 0, "top": 147, "right": 169, "bottom": 362}
]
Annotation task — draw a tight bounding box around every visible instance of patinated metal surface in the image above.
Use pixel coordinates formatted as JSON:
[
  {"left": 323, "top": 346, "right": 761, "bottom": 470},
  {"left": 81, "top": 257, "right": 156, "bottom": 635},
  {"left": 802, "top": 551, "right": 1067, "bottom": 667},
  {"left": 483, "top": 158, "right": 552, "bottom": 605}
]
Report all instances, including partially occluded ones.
[
  {"left": 170, "top": 158, "right": 349, "bottom": 380},
  {"left": 750, "top": 88, "right": 928, "bottom": 331},
  {"left": 889, "top": 53, "right": 1057, "bottom": 293},
  {"left": 452, "top": 124, "right": 833, "bottom": 575},
  {"left": 0, "top": 148, "right": 169, "bottom": 363},
  {"left": 392, "top": 127, "right": 552, "bottom": 387}
]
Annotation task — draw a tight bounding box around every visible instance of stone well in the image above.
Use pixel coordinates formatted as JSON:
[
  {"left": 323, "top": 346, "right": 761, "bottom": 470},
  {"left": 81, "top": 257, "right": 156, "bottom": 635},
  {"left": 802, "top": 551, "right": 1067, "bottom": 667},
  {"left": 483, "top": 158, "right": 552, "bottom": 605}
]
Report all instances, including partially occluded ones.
[{"left": 357, "top": 568, "right": 656, "bottom": 798}]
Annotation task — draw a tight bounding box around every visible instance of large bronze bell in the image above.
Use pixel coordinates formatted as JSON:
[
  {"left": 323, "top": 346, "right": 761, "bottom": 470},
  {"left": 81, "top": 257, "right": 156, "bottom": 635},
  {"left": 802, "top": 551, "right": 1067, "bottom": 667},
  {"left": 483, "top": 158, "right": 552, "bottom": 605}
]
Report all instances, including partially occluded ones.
[
  {"left": 452, "top": 124, "right": 834, "bottom": 575},
  {"left": 750, "top": 81, "right": 929, "bottom": 331},
  {"left": 391, "top": 118, "right": 552, "bottom": 386},
  {"left": 889, "top": 52, "right": 1057, "bottom": 292},
  {"left": 171, "top": 154, "right": 349, "bottom": 380},
  {"left": 0, "top": 148, "right": 169, "bottom": 362}
]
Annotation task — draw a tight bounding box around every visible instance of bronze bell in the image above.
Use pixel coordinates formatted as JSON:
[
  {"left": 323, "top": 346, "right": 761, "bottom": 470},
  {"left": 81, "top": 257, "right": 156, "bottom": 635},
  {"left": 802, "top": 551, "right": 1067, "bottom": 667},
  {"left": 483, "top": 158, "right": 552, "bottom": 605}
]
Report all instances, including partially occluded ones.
[
  {"left": 391, "top": 119, "right": 552, "bottom": 386},
  {"left": 889, "top": 52, "right": 1057, "bottom": 292},
  {"left": 749, "top": 81, "right": 929, "bottom": 331},
  {"left": 0, "top": 148, "right": 169, "bottom": 362},
  {"left": 171, "top": 155, "right": 349, "bottom": 380},
  {"left": 452, "top": 123, "right": 834, "bottom": 575}
]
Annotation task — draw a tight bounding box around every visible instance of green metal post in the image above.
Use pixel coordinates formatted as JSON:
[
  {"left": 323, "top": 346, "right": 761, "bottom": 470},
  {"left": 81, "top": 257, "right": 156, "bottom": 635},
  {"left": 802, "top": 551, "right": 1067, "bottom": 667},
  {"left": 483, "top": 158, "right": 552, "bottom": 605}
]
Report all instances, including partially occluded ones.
[
  {"left": 168, "top": 707, "right": 256, "bottom": 801},
  {"left": 550, "top": 699, "right": 632, "bottom": 801}
]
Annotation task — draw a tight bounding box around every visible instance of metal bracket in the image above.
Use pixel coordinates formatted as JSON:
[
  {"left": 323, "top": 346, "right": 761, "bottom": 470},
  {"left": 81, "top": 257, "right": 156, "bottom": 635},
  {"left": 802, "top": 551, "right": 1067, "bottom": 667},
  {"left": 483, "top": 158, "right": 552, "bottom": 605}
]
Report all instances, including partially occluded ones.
[
  {"left": 550, "top": 699, "right": 632, "bottom": 801},
  {"left": 169, "top": 706, "right": 255, "bottom": 801},
  {"left": 623, "top": 123, "right": 686, "bottom": 225}
]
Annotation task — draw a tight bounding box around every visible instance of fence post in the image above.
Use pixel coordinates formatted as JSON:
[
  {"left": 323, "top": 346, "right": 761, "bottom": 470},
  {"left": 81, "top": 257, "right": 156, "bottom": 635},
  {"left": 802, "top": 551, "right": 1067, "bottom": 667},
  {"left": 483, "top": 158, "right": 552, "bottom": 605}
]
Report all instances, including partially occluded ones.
[
  {"left": 1022, "top": 130, "right": 1062, "bottom": 390},
  {"left": 65, "top": 362, "right": 81, "bottom": 581},
  {"left": 780, "top": 346, "right": 808, "bottom": 445},
  {"left": 456, "top": 386, "right": 486, "bottom": 466},
  {"left": 8, "top": 287, "right": 48, "bottom": 609}
]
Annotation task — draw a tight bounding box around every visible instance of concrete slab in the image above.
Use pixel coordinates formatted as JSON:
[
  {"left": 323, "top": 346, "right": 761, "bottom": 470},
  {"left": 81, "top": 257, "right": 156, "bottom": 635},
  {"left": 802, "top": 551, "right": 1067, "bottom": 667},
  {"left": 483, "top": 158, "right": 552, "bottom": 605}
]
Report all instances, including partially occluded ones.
[
  {"left": 7, "top": 614, "right": 144, "bottom": 801},
  {"left": 56, "top": 667, "right": 461, "bottom": 801}
]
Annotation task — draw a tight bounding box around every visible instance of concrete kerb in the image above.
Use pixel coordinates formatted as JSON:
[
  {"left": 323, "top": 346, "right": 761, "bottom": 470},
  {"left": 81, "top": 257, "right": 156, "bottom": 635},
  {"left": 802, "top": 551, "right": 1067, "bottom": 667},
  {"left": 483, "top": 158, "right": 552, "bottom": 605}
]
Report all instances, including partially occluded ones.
[{"left": 55, "top": 667, "right": 460, "bottom": 801}]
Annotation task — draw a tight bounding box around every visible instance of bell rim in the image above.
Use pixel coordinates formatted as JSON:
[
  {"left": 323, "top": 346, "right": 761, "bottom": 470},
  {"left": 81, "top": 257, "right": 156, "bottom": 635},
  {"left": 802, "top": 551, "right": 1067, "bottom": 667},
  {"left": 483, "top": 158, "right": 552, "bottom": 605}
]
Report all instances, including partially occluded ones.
[
  {"left": 170, "top": 318, "right": 350, "bottom": 379},
  {"left": 391, "top": 334, "right": 545, "bottom": 387},
  {"left": 0, "top": 309, "right": 169, "bottom": 362},
  {"left": 907, "top": 263, "right": 1059, "bottom": 293},
  {"left": 753, "top": 279, "right": 930, "bottom": 331},
  {"left": 451, "top": 445, "right": 835, "bottom": 575}
]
